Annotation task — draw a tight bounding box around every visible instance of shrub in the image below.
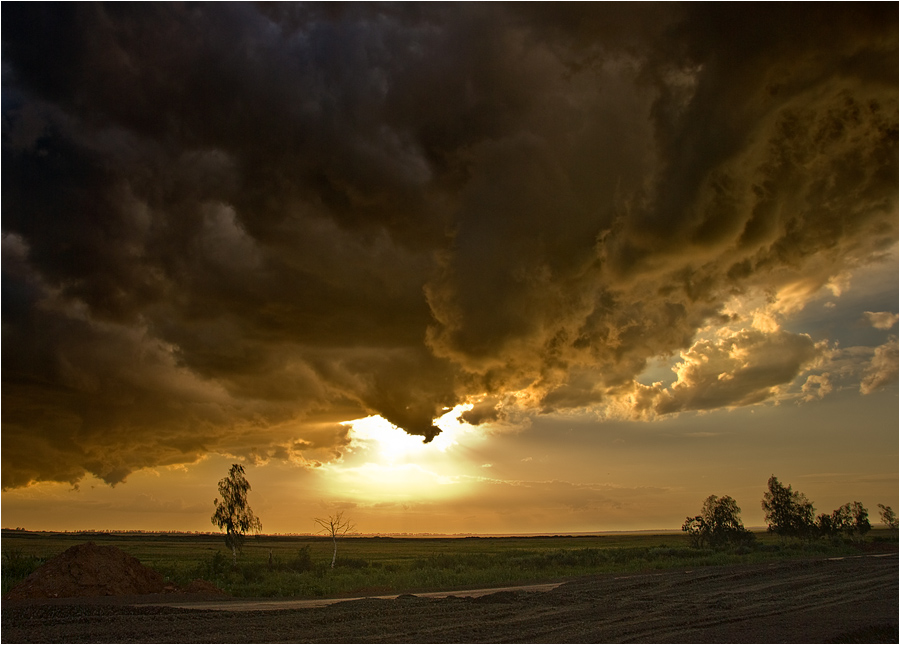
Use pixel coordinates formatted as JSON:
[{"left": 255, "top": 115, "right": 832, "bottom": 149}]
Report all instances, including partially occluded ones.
[
  {"left": 289, "top": 546, "right": 314, "bottom": 572},
  {"left": 334, "top": 557, "right": 369, "bottom": 569},
  {"left": 198, "top": 550, "right": 228, "bottom": 579}
]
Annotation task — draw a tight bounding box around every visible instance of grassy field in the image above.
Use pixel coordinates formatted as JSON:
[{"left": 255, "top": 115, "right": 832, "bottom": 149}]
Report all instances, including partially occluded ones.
[{"left": 2, "top": 529, "right": 894, "bottom": 598}]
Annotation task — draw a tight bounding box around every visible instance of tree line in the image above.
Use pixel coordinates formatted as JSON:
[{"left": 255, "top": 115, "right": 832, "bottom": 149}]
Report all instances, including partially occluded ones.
[
  {"left": 209, "top": 464, "right": 897, "bottom": 561},
  {"left": 682, "top": 475, "right": 898, "bottom": 548}
]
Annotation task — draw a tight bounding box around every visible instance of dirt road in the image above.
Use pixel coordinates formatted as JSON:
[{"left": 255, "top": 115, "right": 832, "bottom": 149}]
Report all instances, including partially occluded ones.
[
  {"left": 3, "top": 554, "right": 897, "bottom": 643},
  {"left": 149, "top": 582, "right": 565, "bottom": 611}
]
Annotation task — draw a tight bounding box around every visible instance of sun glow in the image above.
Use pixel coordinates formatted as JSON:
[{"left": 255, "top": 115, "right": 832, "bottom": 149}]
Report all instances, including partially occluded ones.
[
  {"left": 326, "top": 462, "right": 464, "bottom": 502},
  {"left": 320, "top": 405, "right": 482, "bottom": 502},
  {"left": 344, "top": 405, "right": 474, "bottom": 462}
]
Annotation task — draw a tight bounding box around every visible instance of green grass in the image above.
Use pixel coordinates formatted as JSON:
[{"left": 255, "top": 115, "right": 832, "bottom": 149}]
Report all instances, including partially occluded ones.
[{"left": 2, "top": 529, "right": 893, "bottom": 598}]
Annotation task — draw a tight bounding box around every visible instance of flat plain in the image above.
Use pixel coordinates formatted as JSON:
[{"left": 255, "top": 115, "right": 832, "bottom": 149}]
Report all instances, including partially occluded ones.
[{"left": 2, "top": 529, "right": 895, "bottom": 597}]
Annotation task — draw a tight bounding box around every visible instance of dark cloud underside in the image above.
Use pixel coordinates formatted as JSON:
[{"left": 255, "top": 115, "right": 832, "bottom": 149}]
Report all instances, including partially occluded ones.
[{"left": 2, "top": 3, "right": 897, "bottom": 488}]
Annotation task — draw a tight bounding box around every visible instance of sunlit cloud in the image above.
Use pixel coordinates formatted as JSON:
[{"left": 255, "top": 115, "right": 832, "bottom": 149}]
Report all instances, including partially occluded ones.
[
  {"left": 316, "top": 405, "right": 487, "bottom": 503},
  {"left": 860, "top": 339, "right": 899, "bottom": 395},
  {"left": 801, "top": 374, "right": 833, "bottom": 402},
  {"left": 865, "top": 311, "right": 899, "bottom": 330},
  {"left": 344, "top": 416, "right": 430, "bottom": 463},
  {"left": 605, "top": 327, "right": 828, "bottom": 420},
  {"left": 343, "top": 405, "right": 481, "bottom": 462}
]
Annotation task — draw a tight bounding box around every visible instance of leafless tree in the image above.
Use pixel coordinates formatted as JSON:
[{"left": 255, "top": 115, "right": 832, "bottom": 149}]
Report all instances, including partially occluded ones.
[{"left": 314, "top": 511, "right": 355, "bottom": 569}]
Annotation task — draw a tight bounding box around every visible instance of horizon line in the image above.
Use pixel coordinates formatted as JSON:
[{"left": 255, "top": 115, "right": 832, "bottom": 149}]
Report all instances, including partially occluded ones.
[{"left": 1, "top": 526, "right": 779, "bottom": 537}]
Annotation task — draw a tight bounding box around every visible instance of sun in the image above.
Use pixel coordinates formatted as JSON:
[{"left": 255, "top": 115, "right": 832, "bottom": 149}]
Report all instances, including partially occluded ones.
[
  {"left": 319, "top": 405, "right": 483, "bottom": 503},
  {"left": 342, "top": 406, "right": 473, "bottom": 461},
  {"left": 344, "top": 415, "right": 429, "bottom": 462}
]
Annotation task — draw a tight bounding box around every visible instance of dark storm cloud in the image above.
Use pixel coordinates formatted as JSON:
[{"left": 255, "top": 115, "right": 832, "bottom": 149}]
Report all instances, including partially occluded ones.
[{"left": 2, "top": 3, "right": 897, "bottom": 488}]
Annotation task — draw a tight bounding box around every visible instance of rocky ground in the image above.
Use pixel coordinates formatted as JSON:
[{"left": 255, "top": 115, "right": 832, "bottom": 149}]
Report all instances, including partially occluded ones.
[{"left": 3, "top": 552, "right": 897, "bottom": 643}]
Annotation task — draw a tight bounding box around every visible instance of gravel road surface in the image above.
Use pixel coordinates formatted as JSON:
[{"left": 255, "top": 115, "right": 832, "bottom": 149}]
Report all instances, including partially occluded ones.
[{"left": 3, "top": 553, "right": 897, "bottom": 643}]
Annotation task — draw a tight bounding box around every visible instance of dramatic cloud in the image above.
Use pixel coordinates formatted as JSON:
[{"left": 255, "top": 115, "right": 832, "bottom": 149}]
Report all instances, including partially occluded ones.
[
  {"left": 661, "top": 330, "right": 822, "bottom": 413},
  {"left": 2, "top": 4, "right": 897, "bottom": 489},
  {"left": 865, "top": 311, "right": 899, "bottom": 330},
  {"left": 860, "top": 339, "right": 899, "bottom": 395}
]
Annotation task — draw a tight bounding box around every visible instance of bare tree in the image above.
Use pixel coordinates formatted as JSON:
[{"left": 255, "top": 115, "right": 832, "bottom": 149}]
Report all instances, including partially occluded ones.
[{"left": 314, "top": 511, "right": 355, "bottom": 569}]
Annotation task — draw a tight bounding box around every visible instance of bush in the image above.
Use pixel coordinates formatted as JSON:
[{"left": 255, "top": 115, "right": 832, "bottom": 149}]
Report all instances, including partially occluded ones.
[
  {"left": 199, "top": 550, "right": 228, "bottom": 579},
  {"left": 334, "top": 557, "right": 369, "bottom": 569},
  {"left": 238, "top": 560, "right": 267, "bottom": 582},
  {"left": 288, "top": 546, "right": 314, "bottom": 572}
]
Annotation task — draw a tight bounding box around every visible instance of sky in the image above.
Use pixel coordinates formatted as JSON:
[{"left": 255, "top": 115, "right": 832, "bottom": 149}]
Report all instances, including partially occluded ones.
[{"left": 2, "top": 3, "right": 897, "bottom": 535}]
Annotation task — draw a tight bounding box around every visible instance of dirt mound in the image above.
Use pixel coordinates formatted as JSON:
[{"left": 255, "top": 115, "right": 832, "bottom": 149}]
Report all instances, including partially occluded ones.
[{"left": 4, "top": 542, "right": 165, "bottom": 599}]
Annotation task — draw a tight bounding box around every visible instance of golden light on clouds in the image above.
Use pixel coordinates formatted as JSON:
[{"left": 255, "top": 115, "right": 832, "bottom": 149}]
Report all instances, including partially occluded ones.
[
  {"left": 1, "top": 4, "right": 896, "bottom": 535},
  {"left": 320, "top": 406, "right": 485, "bottom": 503}
]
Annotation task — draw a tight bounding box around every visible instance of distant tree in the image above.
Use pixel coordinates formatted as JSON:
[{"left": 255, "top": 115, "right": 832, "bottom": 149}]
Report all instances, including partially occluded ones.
[
  {"left": 815, "top": 512, "right": 838, "bottom": 538},
  {"left": 761, "top": 476, "right": 815, "bottom": 539},
  {"left": 847, "top": 501, "right": 870, "bottom": 539},
  {"left": 682, "top": 494, "right": 753, "bottom": 548},
  {"left": 315, "top": 511, "right": 355, "bottom": 569},
  {"left": 681, "top": 515, "right": 709, "bottom": 548},
  {"left": 818, "top": 502, "right": 867, "bottom": 540},
  {"left": 830, "top": 503, "right": 853, "bottom": 535},
  {"left": 877, "top": 504, "right": 898, "bottom": 530},
  {"left": 211, "top": 464, "right": 262, "bottom": 564}
]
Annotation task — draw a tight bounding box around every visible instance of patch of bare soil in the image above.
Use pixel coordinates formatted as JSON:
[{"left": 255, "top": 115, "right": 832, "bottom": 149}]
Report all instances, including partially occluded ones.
[
  {"left": 2, "top": 552, "right": 897, "bottom": 643},
  {"left": 3, "top": 542, "right": 227, "bottom": 601}
]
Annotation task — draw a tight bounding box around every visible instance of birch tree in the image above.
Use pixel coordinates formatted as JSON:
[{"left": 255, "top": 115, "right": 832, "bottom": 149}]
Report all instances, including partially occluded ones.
[
  {"left": 211, "top": 464, "right": 262, "bottom": 564},
  {"left": 315, "top": 511, "right": 355, "bottom": 569}
]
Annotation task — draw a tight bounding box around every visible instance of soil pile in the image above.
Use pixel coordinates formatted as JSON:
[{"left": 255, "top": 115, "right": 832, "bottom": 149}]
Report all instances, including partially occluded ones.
[{"left": 4, "top": 542, "right": 165, "bottom": 599}]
